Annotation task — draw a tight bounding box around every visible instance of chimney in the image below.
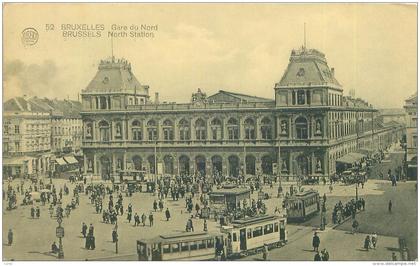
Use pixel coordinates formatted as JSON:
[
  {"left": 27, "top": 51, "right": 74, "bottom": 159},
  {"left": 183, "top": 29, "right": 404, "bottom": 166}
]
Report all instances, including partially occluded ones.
[
  {"left": 155, "top": 92, "right": 159, "bottom": 104},
  {"left": 331, "top": 68, "right": 335, "bottom": 77}
]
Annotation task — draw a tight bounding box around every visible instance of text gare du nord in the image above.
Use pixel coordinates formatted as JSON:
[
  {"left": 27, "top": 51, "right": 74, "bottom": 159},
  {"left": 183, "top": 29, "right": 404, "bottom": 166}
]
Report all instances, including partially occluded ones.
[{"left": 109, "top": 24, "right": 158, "bottom": 38}]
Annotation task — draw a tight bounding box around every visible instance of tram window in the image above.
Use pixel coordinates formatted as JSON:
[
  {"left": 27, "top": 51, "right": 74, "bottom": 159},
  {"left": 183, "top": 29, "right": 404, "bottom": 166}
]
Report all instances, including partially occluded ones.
[
  {"left": 199, "top": 240, "right": 206, "bottom": 249},
  {"left": 207, "top": 238, "right": 214, "bottom": 248},
  {"left": 253, "top": 226, "right": 263, "bottom": 237},
  {"left": 264, "top": 224, "right": 274, "bottom": 235},
  {"left": 172, "top": 243, "right": 180, "bottom": 252},
  {"left": 247, "top": 229, "right": 252, "bottom": 239},
  {"left": 181, "top": 242, "right": 189, "bottom": 252},
  {"left": 190, "top": 242, "right": 198, "bottom": 251},
  {"left": 233, "top": 233, "right": 237, "bottom": 242},
  {"left": 274, "top": 222, "right": 279, "bottom": 232},
  {"left": 162, "top": 244, "right": 171, "bottom": 254}
]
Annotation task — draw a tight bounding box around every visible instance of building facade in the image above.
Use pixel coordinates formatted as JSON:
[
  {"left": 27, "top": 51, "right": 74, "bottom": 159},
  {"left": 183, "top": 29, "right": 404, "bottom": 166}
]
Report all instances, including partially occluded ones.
[
  {"left": 80, "top": 48, "right": 401, "bottom": 181},
  {"left": 3, "top": 96, "right": 83, "bottom": 178},
  {"left": 404, "top": 92, "right": 417, "bottom": 179}
]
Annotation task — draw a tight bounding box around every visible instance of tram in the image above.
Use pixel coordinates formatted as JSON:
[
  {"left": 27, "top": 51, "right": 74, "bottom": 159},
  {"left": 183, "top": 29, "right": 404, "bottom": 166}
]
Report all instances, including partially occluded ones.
[
  {"left": 284, "top": 189, "right": 320, "bottom": 222},
  {"left": 221, "top": 215, "right": 287, "bottom": 258},
  {"left": 136, "top": 232, "right": 224, "bottom": 261}
]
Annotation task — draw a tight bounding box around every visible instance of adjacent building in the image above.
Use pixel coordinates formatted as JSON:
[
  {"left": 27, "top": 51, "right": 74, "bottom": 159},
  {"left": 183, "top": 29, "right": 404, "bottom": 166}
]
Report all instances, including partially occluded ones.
[
  {"left": 80, "top": 48, "right": 402, "bottom": 181},
  {"left": 3, "top": 96, "right": 82, "bottom": 178},
  {"left": 404, "top": 92, "right": 417, "bottom": 179}
]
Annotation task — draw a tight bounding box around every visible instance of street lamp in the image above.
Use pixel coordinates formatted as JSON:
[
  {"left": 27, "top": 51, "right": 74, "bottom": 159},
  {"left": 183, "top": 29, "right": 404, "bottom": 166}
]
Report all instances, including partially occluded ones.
[{"left": 56, "top": 215, "right": 64, "bottom": 259}]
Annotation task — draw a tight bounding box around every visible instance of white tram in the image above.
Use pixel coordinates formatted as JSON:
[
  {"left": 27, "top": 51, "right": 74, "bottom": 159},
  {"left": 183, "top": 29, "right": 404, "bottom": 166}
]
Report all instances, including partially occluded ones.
[
  {"left": 136, "top": 232, "right": 224, "bottom": 261},
  {"left": 221, "top": 215, "right": 287, "bottom": 258}
]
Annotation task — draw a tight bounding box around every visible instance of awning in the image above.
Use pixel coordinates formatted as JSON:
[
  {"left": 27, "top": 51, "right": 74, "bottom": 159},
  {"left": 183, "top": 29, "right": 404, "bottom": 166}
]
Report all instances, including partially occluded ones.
[
  {"left": 3, "top": 157, "right": 26, "bottom": 166},
  {"left": 336, "top": 153, "right": 366, "bottom": 165},
  {"left": 55, "top": 158, "right": 67, "bottom": 166},
  {"left": 63, "top": 156, "right": 78, "bottom": 165}
]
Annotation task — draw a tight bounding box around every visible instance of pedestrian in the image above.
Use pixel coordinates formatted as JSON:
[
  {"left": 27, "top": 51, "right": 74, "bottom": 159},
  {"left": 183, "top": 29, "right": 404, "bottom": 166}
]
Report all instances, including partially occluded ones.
[
  {"left": 364, "top": 235, "right": 371, "bottom": 251},
  {"left": 88, "top": 224, "right": 94, "bottom": 236},
  {"left": 314, "top": 251, "right": 322, "bottom": 261},
  {"left": 134, "top": 213, "right": 140, "bottom": 226},
  {"left": 262, "top": 244, "right": 268, "bottom": 260},
  {"left": 165, "top": 208, "right": 171, "bottom": 221},
  {"left": 36, "top": 206, "right": 40, "bottom": 218},
  {"left": 321, "top": 248, "right": 329, "bottom": 261},
  {"left": 81, "top": 222, "right": 87, "bottom": 238},
  {"left": 141, "top": 213, "right": 146, "bottom": 226},
  {"left": 351, "top": 219, "right": 359, "bottom": 234},
  {"left": 149, "top": 212, "right": 154, "bottom": 227},
  {"left": 203, "top": 219, "right": 208, "bottom": 232},
  {"left": 312, "top": 232, "right": 320, "bottom": 252},
  {"left": 388, "top": 200, "right": 392, "bottom": 213},
  {"left": 112, "top": 228, "right": 118, "bottom": 243},
  {"left": 153, "top": 200, "right": 158, "bottom": 212},
  {"left": 127, "top": 211, "right": 132, "bottom": 224},
  {"left": 31, "top": 206, "right": 35, "bottom": 218},
  {"left": 7, "top": 229, "right": 13, "bottom": 246},
  {"left": 371, "top": 232, "right": 377, "bottom": 249},
  {"left": 392, "top": 252, "right": 398, "bottom": 261}
]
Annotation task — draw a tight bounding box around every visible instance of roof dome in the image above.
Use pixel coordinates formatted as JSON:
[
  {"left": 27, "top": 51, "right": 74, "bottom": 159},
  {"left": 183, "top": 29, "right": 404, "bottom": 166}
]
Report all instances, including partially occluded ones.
[{"left": 82, "top": 57, "right": 149, "bottom": 95}]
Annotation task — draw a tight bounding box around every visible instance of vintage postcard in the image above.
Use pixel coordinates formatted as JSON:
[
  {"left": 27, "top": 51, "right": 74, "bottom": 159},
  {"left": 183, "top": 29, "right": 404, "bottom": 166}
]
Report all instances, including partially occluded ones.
[{"left": 2, "top": 3, "right": 417, "bottom": 262}]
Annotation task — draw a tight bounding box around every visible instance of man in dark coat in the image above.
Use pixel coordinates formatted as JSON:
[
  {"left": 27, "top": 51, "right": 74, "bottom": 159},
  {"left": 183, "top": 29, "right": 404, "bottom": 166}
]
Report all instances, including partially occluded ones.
[
  {"left": 88, "top": 224, "right": 94, "bottom": 236},
  {"left": 165, "top": 208, "right": 171, "bottom": 221},
  {"left": 312, "top": 232, "right": 320, "bottom": 252},
  {"left": 7, "top": 229, "right": 13, "bottom": 246},
  {"left": 388, "top": 200, "right": 392, "bottom": 213},
  {"left": 314, "top": 251, "right": 322, "bottom": 261},
  {"left": 112, "top": 228, "right": 118, "bottom": 243},
  {"left": 149, "top": 213, "right": 154, "bottom": 227},
  {"left": 81, "top": 222, "right": 87, "bottom": 238}
]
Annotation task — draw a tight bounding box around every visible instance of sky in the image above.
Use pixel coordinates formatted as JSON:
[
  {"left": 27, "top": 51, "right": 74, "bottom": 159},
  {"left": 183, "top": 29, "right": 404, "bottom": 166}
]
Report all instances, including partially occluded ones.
[{"left": 3, "top": 3, "right": 417, "bottom": 108}]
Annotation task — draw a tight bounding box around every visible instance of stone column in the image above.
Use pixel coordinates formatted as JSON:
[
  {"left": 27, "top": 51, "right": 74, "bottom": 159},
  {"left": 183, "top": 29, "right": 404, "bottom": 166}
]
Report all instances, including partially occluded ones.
[
  {"left": 93, "top": 153, "right": 97, "bottom": 175},
  {"left": 123, "top": 153, "right": 127, "bottom": 170},
  {"left": 190, "top": 157, "right": 195, "bottom": 175},
  {"left": 255, "top": 118, "right": 261, "bottom": 140},
  {"left": 112, "top": 153, "right": 116, "bottom": 175},
  {"left": 222, "top": 156, "right": 228, "bottom": 176},
  {"left": 288, "top": 153, "right": 293, "bottom": 180},
  {"left": 206, "top": 119, "right": 212, "bottom": 141},
  {"left": 206, "top": 157, "right": 212, "bottom": 179},
  {"left": 240, "top": 116, "right": 245, "bottom": 140},
  {"left": 289, "top": 116, "right": 293, "bottom": 139},
  {"left": 311, "top": 152, "right": 315, "bottom": 175}
]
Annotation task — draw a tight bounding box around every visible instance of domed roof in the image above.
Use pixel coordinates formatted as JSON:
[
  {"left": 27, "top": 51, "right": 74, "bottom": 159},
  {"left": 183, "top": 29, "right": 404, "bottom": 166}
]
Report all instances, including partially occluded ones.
[
  {"left": 83, "top": 57, "right": 149, "bottom": 95},
  {"left": 276, "top": 47, "right": 341, "bottom": 89}
]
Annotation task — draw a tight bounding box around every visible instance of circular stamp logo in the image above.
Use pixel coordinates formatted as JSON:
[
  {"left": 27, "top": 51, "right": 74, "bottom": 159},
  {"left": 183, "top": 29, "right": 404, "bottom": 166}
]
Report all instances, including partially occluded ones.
[{"left": 21, "top": 28, "right": 39, "bottom": 46}]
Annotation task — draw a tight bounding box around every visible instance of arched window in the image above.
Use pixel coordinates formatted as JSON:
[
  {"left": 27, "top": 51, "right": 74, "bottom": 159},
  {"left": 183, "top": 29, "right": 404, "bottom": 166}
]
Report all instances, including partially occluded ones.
[
  {"left": 261, "top": 117, "right": 272, "bottom": 140},
  {"left": 98, "top": 121, "right": 110, "bottom": 141},
  {"left": 132, "top": 120, "right": 142, "bottom": 141},
  {"left": 211, "top": 118, "right": 222, "bottom": 140},
  {"left": 100, "top": 96, "right": 107, "bottom": 109},
  {"left": 147, "top": 120, "right": 158, "bottom": 141},
  {"left": 295, "top": 117, "right": 308, "bottom": 139},
  {"left": 244, "top": 118, "right": 255, "bottom": 140},
  {"left": 195, "top": 119, "right": 206, "bottom": 140},
  {"left": 162, "top": 119, "right": 174, "bottom": 140},
  {"left": 297, "top": 90, "right": 306, "bottom": 105},
  {"left": 227, "top": 118, "right": 239, "bottom": 140},
  {"left": 179, "top": 119, "right": 190, "bottom": 141}
]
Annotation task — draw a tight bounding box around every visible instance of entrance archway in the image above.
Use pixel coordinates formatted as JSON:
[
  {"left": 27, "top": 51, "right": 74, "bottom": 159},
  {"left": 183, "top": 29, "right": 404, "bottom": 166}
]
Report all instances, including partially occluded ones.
[
  {"left": 246, "top": 155, "right": 256, "bottom": 175},
  {"left": 211, "top": 155, "right": 223, "bottom": 176},
  {"left": 228, "top": 155, "right": 240, "bottom": 177},
  {"left": 261, "top": 155, "right": 273, "bottom": 175},
  {"left": 179, "top": 155, "right": 190, "bottom": 175},
  {"left": 132, "top": 155, "right": 142, "bottom": 171},
  {"left": 163, "top": 155, "right": 174, "bottom": 175},
  {"left": 100, "top": 156, "right": 111, "bottom": 180},
  {"left": 195, "top": 155, "right": 206, "bottom": 176}
]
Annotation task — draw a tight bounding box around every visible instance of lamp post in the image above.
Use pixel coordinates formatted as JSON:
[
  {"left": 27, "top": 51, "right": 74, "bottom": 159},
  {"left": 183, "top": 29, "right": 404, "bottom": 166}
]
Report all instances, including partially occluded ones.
[{"left": 56, "top": 215, "right": 64, "bottom": 259}]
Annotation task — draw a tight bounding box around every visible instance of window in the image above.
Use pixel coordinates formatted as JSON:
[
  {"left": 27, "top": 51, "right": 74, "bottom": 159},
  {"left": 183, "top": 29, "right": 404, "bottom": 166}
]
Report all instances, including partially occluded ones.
[
  {"left": 198, "top": 240, "right": 206, "bottom": 249},
  {"left": 147, "top": 120, "right": 158, "bottom": 141},
  {"left": 172, "top": 243, "right": 180, "bottom": 252},
  {"left": 292, "top": 91, "right": 296, "bottom": 105},
  {"left": 413, "top": 136, "right": 417, "bottom": 148},
  {"left": 206, "top": 238, "right": 214, "bottom": 248},
  {"left": 264, "top": 224, "right": 274, "bottom": 235},
  {"left": 179, "top": 119, "right": 190, "bottom": 140},
  {"left": 99, "top": 121, "right": 110, "bottom": 141},
  {"left": 295, "top": 117, "right": 308, "bottom": 139},
  {"left": 162, "top": 244, "right": 171, "bottom": 254},
  {"left": 195, "top": 119, "right": 206, "bottom": 140},
  {"left": 261, "top": 117, "right": 272, "bottom": 140},
  {"left": 190, "top": 242, "right": 198, "bottom": 251},
  {"left": 252, "top": 226, "right": 263, "bottom": 238},
  {"left": 15, "top": 142, "right": 20, "bottom": 151},
  {"left": 162, "top": 120, "right": 174, "bottom": 140},
  {"left": 247, "top": 229, "right": 252, "bottom": 239},
  {"left": 233, "top": 233, "right": 237, "bottom": 242},
  {"left": 14, "top": 125, "right": 20, "bottom": 134},
  {"left": 244, "top": 118, "right": 255, "bottom": 140},
  {"left": 3, "top": 124, "right": 9, "bottom": 135},
  {"left": 274, "top": 223, "right": 279, "bottom": 232},
  {"left": 297, "top": 90, "right": 305, "bottom": 105},
  {"left": 227, "top": 118, "right": 239, "bottom": 140},
  {"left": 132, "top": 120, "right": 142, "bottom": 141},
  {"left": 181, "top": 242, "right": 189, "bottom": 252},
  {"left": 211, "top": 118, "right": 222, "bottom": 140}
]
